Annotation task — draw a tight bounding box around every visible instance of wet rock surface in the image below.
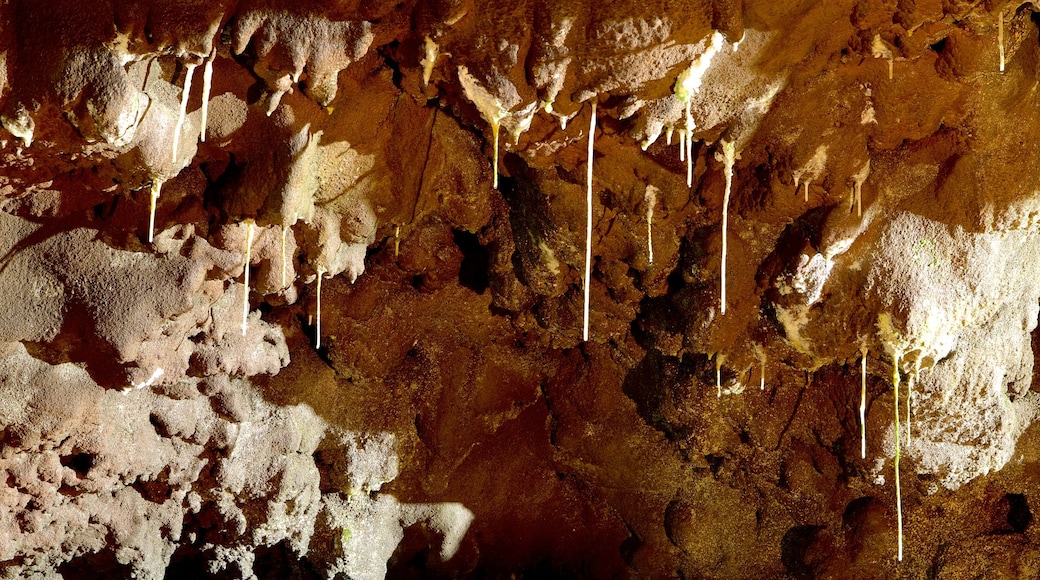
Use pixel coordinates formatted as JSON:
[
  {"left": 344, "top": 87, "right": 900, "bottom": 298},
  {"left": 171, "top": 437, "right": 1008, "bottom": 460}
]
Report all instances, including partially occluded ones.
[{"left": 3, "top": 0, "right": 1040, "bottom": 578}]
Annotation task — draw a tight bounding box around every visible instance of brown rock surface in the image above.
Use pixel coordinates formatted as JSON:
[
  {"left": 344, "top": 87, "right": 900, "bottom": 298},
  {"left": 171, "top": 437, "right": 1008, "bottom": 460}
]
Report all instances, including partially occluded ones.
[{"left": 3, "top": 0, "right": 1040, "bottom": 578}]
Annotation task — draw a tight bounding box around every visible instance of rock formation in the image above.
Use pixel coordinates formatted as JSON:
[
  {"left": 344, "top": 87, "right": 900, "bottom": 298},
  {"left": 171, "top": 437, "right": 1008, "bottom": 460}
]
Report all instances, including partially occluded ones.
[{"left": 2, "top": 0, "right": 1040, "bottom": 578}]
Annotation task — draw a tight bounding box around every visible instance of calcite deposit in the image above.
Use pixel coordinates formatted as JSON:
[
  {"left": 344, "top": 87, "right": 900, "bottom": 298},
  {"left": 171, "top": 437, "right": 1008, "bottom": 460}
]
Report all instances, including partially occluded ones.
[{"left": 2, "top": 0, "right": 1040, "bottom": 578}]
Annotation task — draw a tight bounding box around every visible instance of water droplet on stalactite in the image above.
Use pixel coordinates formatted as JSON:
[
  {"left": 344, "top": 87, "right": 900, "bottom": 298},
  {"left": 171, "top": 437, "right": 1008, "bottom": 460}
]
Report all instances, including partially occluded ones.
[
  {"left": 148, "top": 179, "right": 163, "bottom": 243},
  {"left": 860, "top": 347, "right": 868, "bottom": 459},
  {"left": 583, "top": 102, "right": 596, "bottom": 343},
  {"left": 200, "top": 50, "right": 215, "bottom": 143},
  {"left": 172, "top": 62, "right": 198, "bottom": 164},
  {"left": 645, "top": 185, "right": 657, "bottom": 265},
  {"left": 718, "top": 140, "right": 736, "bottom": 315},
  {"left": 315, "top": 269, "right": 326, "bottom": 350},
  {"left": 241, "top": 220, "right": 254, "bottom": 337}
]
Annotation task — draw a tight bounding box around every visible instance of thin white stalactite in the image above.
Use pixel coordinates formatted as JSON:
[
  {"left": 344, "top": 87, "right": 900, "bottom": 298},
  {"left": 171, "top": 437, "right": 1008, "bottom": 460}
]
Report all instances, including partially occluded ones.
[
  {"left": 861, "top": 347, "right": 868, "bottom": 459},
  {"left": 148, "top": 180, "right": 163, "bottom": 243},
  {"left": 200, "top": 50, "right": 215, "bottom": 143},
  {"left": 760, "top": 358, "right": 765, "bottom": 390},
  {"left": 241, "top": 221, "right": 254, "bottom": 337},
  {"left": 492, "top": 120, "right": 500, "bottom": 189},
  {"left": 893, "top": 351, "right": 904, "bottom": 562},
  {"left": 720, "top": 141, "right": 735, "bottom": 315},
  {"left": 395, "top": 225, "right": 401, "bottom": 258},
  {"left": 679, "top": 130, "right": 686, "bottom": 163},
  {"left": 685, "top": 102, "right": 693, "bottom": 188},
  {"left": 872, "top": 35, "right": 895, "bottom": 80},
  {"left": 315, "top": 269, "right": 326, "bottom": 349},
  {"left": 645, "top": 186, "right": 657, "bottom": 265},
  {"left": 999, "top": 10, "right": 1005, "bottom": 73},
  {"left": 280, "top": 226, "right": 288, "bottom": 290},
  {"left": 583, "top": 102, "right": 596, "bottom": 343},
  {"left": 715, "top": 356, "right": 722, "bottom": 399},
  {"left": 907, "top": 356, "right": 920, "bottom": 450},
  {"left": 172, "top": 63, "right": 197, "bottom": 164}
]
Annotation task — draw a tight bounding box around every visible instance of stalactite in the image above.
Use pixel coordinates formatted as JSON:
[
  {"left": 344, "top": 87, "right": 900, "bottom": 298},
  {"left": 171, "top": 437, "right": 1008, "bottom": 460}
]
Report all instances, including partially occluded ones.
[
  {"left": 673, "top": 30, "right": 724, "bottom": 189},
  {"left": 148, "top": 179, "right": 163, "bottom": 243},
  {"left": 199, "top": 50, "right": 215, "bottom": 143},
  {"left": 850, "top": 160, "right": 870, "bottom": 218},
  {"left": 640, "top": 126, "right": 662, "bottom": 151},
  {"left": 491, "top": 121, "right": 501, "bottom": 188},
  {"left": 752, "top": 345, "right": 766, "bottom": 391},
  {"left": 280, "top": 226, "right": 288, "bottom": 290},
  {"left": 172, "top": 62, "right": 197, "bottom": 164},
  {"left": 715, "top": 355, "right": 725, "bottom": 398},
  {"left": 457, "top": 66, "right": 507, "bottom": 189},
  {"left": 893, "top": 350, "right": 904, "bottom": 562},
  {"left": 644, "top": 185, "right": 657, "bottom": 264},
  {"left": 315, "top": 269, "right": 326, "bottom": 349},
  {"left": 861, "top": 347, "right": 868, "bottom": 459},
  {"left": 241, "top": 220, "right": 254, "bottom": 337},
  {"left": 907, "top": 355, "right": 921, "bottom": 450},
  {"left": 583, "top": 102, "right": 597, "bottom": 343},
  {"left": 872, "top": 35, "right": 894, "bottom": 80},
  {"left": 685, "top": 105, "right": 694, "bottom": 188},
  {"left": 999, "top": 10, "right": 1005, "bottom": 73},
  {"left": 422, "top": 36, "right": 439, "bottom": 86},
  {"left": 719, "top": 140, "right": 736, "bottom": 315},
  {"left": 394, "top": 225, "right": 401, "bottom": 258}
]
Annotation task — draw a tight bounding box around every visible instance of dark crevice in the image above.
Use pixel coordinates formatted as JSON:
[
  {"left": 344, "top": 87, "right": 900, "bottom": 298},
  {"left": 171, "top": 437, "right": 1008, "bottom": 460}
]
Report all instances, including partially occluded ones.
[
  {"left": 60, "top": 452, "right": 95, "bottom": 477},
  {"left": 453, "top": 229, "right": 490, "bottom": 294},
  {"left": 1006, "top": 493, "right": 1032, "bottom": 533},
  {"left": 781, "top": 525, "right": 824, "bottom": 580}
]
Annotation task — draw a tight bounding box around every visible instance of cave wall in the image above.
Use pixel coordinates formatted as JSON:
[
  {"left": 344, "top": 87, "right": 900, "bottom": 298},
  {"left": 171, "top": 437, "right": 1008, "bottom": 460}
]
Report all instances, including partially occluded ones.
[{"left": 3, "top": 0, "right": 1040, "bottom": 578}]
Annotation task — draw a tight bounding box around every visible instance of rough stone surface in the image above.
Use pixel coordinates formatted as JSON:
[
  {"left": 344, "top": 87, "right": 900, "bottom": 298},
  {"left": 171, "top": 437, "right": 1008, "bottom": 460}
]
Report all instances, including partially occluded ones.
[{"left": 3, "top": 0, "right": 1040, "bottom": 578}]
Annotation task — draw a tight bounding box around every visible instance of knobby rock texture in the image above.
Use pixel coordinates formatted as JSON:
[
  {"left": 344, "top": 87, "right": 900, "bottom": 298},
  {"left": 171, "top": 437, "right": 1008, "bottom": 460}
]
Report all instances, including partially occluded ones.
[{"left": 2, "top": 0, "right": 1040, "bottom": 578}]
